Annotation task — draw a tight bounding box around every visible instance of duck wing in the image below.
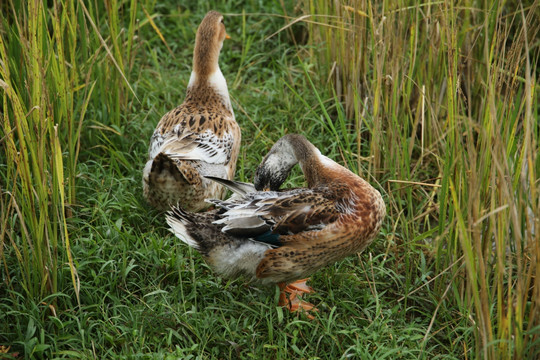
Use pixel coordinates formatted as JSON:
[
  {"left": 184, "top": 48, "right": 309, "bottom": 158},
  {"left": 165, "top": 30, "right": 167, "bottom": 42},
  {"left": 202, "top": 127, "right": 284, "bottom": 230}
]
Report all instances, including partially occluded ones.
[
  {"left": 209, "top": 187, "right": 340, "bottom": 244},
  {"left": 157, "top": 130, "right": 235, "bottom": 166},
  {"left": 261, "top": 189, "right": 340, "bottom": 234},
  {"left": 149, "top": 104, "right": 237, "bottom": 165}
]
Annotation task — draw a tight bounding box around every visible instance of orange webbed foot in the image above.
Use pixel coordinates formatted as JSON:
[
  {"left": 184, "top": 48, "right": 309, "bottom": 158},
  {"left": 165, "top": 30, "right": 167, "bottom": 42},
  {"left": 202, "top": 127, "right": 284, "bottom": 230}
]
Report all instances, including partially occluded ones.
[{"left": 278, "top": 279, "right": 318, "bottom": 319}]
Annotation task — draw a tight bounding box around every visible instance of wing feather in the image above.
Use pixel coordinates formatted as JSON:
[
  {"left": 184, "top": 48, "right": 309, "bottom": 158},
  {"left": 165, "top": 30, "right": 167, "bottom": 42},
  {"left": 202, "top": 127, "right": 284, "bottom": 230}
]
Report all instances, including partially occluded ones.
[
  {"left": 212, "top": 187, "right": 340, "bottom": 240},
  {"left": 159, "top": 130, "right": 234, "bottom": 165},
  {"left": 150, "top": 105, "right": 237, "bottom": 165}
]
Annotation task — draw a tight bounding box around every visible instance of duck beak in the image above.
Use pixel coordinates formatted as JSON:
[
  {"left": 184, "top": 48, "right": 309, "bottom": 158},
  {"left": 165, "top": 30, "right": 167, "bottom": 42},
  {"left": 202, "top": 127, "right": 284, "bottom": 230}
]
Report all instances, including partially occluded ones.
[
  {"left": 263, "top": 187, "right": 270, "bottom": 191},
  {"left": 225, "top": 33, "right": 231, "bottom": 40}
]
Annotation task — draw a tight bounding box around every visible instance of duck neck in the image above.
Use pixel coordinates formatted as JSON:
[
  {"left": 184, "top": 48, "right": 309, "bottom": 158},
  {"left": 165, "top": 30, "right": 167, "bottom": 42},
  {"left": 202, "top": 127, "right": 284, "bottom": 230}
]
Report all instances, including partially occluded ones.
[
  {"left": 256, "top": 134, "right": 338, "bottom": 190},
  {"left": 187, "top": 43, "right": 232, "bottom": 112},
  {"left": 192, "top": 31, "right": 220, "bottom": 79},
  {"left": 280, "top": 134, "right": 326, "bottom": 187}
]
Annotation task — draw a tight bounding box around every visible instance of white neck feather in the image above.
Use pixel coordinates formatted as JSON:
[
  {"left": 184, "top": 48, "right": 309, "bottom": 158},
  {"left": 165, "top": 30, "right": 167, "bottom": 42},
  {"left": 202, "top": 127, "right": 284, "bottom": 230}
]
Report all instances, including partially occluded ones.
[{"left": 187, "top": 67, "right": 233, "bottom": 113}]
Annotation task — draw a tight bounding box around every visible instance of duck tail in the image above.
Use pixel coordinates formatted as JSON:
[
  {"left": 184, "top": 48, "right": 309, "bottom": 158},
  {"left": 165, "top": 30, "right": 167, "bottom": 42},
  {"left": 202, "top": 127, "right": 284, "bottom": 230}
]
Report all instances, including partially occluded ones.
[
  {"left": 152, "top": 152, "right": 177, "bottom": 173},
  {"left": 166, "top": 206, "right": 201, "bottom": 250}
]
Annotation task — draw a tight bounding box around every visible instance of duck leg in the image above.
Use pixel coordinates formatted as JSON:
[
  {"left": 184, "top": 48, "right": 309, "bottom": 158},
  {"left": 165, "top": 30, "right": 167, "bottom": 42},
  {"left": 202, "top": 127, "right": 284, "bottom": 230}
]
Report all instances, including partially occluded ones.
[{"left": 278, "top": 279, "right": 318, "bottom": 318}]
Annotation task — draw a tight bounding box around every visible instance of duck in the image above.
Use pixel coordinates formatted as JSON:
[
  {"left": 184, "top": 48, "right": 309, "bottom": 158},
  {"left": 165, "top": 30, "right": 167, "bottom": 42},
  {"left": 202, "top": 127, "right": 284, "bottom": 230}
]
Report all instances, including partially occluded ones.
[
  {"left": 166, "top": 134, "right": 386, "bottom": 315},
  {"left": 143, "top": 10, "right": 241, "bottom": 212}
]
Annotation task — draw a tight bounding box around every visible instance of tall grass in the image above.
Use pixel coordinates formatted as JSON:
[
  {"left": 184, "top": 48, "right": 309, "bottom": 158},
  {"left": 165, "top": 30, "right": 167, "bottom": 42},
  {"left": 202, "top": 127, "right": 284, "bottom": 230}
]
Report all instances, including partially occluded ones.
[
  {"left": 1, "top": 0, "right": 537, "bottom": 357},
  {"left": 301, "top": 0, "right": 539, "bottom": 358},
  {"left": 0, "top": 0, "right": 138, "bottom": 305}
]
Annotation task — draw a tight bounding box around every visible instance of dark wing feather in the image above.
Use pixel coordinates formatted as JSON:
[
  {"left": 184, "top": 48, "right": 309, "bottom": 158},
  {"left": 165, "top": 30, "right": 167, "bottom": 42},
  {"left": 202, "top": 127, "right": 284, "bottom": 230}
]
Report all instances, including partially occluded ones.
[
  {"left": 212, "top": 187, "right": 340, "bottom": 243},
  {"left": 204, "top": 176, "right": 256, "bottom": 196},
  {"left": 260, "top": 188, "right": 340, "bottom": 234}
]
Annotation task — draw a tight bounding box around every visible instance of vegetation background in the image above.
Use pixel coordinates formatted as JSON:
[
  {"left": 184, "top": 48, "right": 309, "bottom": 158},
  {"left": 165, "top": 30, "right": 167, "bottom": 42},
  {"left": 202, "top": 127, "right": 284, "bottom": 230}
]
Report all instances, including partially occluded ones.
[{"left": 0, "top": 0, "right": 538, "bottom": 359}]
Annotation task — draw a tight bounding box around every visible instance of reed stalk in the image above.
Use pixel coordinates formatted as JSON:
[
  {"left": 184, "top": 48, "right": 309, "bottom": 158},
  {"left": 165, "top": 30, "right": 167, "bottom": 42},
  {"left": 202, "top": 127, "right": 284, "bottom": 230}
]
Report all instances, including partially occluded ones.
[
  {"left": 300, "top": 0, "right": 539, "bottom": 358},
  {"left": 0, "top": 0, "right": 139, "bottom": 306}
]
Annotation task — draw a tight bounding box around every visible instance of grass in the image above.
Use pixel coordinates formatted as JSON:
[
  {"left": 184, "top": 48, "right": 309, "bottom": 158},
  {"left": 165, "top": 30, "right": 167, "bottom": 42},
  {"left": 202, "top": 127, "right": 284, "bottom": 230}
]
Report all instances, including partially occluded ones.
[
  {"left": 302, "top": 0, "right": 540, "bottom": 358},
  {"left": 1, "top": 0, "right": 538, "bottom": 359}
]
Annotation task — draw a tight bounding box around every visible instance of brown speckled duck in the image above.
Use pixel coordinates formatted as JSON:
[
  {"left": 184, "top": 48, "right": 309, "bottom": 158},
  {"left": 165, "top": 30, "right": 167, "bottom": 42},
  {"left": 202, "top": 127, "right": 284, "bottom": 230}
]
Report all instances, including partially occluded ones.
[
  {"left": 143, "top": 11, "right": 241, "bottom": 211},
  {"left": 166, "top": 134, "right": 386, "bottom": 315}
]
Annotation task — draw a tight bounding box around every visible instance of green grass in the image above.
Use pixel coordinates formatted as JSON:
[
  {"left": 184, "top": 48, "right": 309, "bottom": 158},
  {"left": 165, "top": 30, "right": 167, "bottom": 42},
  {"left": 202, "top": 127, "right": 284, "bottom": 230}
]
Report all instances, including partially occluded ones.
[
  {"left": 302, "top": 0, "right": 539, "bottom": 358},
  {"left": 1, "top": 0, "right": 538, "bottom": 359}
]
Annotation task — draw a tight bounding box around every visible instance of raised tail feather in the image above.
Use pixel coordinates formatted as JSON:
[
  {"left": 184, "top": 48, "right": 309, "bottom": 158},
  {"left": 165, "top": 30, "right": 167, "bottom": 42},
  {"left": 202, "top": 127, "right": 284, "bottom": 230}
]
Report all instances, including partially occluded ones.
[
  {"left": 151, "top": 152, "right": 185, "bottom": 181},
  {"left": 151, "top": 152, "right": 205, "bottom": 187},
  {"left": 166, "top": 206, "right": 200, "bottom": 250}
]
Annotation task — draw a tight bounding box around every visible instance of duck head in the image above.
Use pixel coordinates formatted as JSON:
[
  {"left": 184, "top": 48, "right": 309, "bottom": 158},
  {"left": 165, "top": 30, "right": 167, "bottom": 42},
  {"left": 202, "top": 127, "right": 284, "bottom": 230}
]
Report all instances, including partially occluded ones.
[
  {"left": 193, "top": 11, "right": 230, "bottom": 78},
  {"left": 254, "top": 134, "right": 316, "bottom": 191}
]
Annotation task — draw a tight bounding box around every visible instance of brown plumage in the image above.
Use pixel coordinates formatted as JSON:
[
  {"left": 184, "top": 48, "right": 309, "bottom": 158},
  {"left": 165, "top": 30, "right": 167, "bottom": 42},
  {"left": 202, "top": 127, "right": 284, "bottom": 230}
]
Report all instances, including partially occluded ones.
[
  {"left": 143, "top": 11, "right": 241, "bottom": 211},
  {"left": 166, "top": 134, "right": 386, "bottom": 316}
]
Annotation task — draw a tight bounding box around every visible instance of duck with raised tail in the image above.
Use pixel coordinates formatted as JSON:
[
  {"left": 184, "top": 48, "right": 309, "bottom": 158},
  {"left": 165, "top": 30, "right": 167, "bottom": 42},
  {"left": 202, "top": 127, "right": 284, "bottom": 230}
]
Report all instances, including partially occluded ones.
[
  {"left": 166, "top": 134, "right": 386, "bottom": 316},
  {"left": 143, "top": 11, "right": 240, "bottom": 211}
]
